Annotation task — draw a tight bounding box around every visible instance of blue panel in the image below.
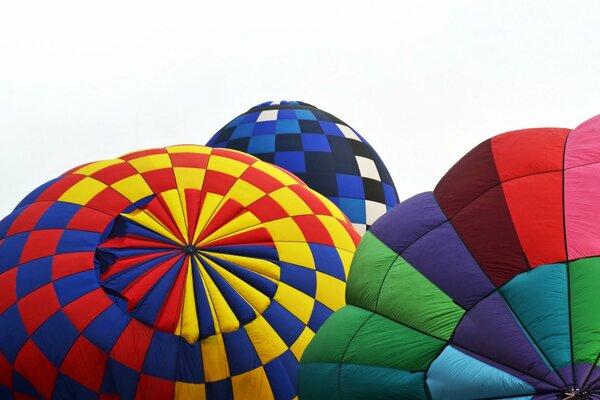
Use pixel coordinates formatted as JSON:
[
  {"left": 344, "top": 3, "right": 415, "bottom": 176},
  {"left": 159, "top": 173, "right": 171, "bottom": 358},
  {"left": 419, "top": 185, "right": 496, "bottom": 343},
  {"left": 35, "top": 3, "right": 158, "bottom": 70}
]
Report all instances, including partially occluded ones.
[
  {"left": 107, "top": 358, "right": 139, "bottom": 400},
  {"left": 230, "top": 123, "right": 254, "bottom": 139},
  {"left": 205, "top": 378, "right": 233, "bottom": 400},
  {"left": 254, "top": 121, "right": 276, "bottom": 136},
  {"left": 247, "top": 135, "right": 275, "bottom": 154},
  {"left": 0, "top": 232, "right": 29, "bottom": 273},
  {"left": 176, "top": 340, "right": 204, "bottom": 383},
  {"left": 337, "top": 198, "right": 366, "bottom": 224},
  {"left": 56, "top": 230, "right": 101, "bottom": 254},
  {"left": 0, "top": 210, "right": 20, "bottom": 238},
  {"left": 0, "top": 384, "right": 10, "bottom": 399},
  {"left": 294, "top": 109, "right": 316, "bottom": 120},
  {"left": 383, "top": 183, "right": 398, "bottom": 206},
  {"left": 52, "top": 373, "right": 97, "bottom": 400},
  {"left": 426, "top": 346, "right": 535, "bottom": 399},
  {"left": 100, "top": 363, "right": 117, "bottom": 394},
  {"left": 274, "top": 151, "right": 306, "bottom": 173},
  {"left": 32, "top": 310, "right": 79, "bottom": 367},
  {"left": 276, "top": 120, "right": 301, "bottom": 134},
  {"left": 307, "top": 301, "right": 333, "bottom": 332},
  {"left": 116, "top": 218, "right": 181, "bottom": 246},
  {"left": 223, "top": 328, "right": 261, "bottom": 376},
  {"left": 101, "top": 252, "right": 177, "bottom": 293},
  {"left": 54, "top": 271, "right": 97, "bottom": 306},
  {"left": 278, "top": 349, "right": 299, "bottom": 387},
  {"left": 83, "top": 305, "right": 130, "bottom": 353},
  {"left": 302, "top": 134, "right": 331, "bottom": 152},
  {"left": 12, "top": 371, "right": 41, "bottom": 398},
  {"left": 191, "top": 258, "right": 216, "bottom": 338},
  {"left": 336, "top": 174, "right": 365, "bottom": 199},
  {"left": 142, "top": 330, "right": 178, "bottom": 380},
  {"left": 262, "top": 301, "right": 305, "bottom": 346},
  {"left": 0, "top": 305, "right": 29, "bottom": 362},
  {"left": 225, "top": 115, "right": 245, "bottom": 129},
  {"left": 241, "top": 112, "right": 260, "bottom": 124},
  {"left": 15, "top": 177, "right": 61, "bottom": 210},
  {"left": 204, "top": 245, "right": 278, "bottom": 262},
  {"left": 16, "top": 256, "right": 53, "bottom": 298},
  {"left": 280, "top": 262, "right": 316, "bottom": 297},
  {"left": 277, "top": 109, "right": 296, "bottom": 120},
  {"left": 319, "top": 121, "right": 343, "bottom": 136},
  {"left": 35, "top": 202, "right": 81, "bottom": 230},
  {"left": 264, "top": 353, "right": 296, "bottom": 400},
  {"left": 309, "top": 244, "right": 345, "bottom": 280}
]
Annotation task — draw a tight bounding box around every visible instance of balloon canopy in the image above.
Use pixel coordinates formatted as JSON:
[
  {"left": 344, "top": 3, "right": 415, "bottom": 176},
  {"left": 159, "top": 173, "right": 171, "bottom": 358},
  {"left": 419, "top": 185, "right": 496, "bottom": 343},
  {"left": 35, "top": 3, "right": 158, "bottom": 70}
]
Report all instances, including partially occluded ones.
[
  {"left": 207, "top": 101, "right": 399, "bottom": 235},
  {"left": 299, "top": 116, "right": 600, "bottom": 400},
  {"left": 0, "top": 145, "right": 359, "bottom": 399}
]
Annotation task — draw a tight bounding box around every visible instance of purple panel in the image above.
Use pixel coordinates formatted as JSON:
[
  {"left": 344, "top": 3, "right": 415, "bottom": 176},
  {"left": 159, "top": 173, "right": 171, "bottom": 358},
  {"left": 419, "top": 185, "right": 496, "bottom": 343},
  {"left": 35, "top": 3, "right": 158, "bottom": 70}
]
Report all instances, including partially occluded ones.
[
  {"left": 452, "top": 292, "right": 561, "bottom": 387},
  {"left": 402, "top": 221, "right": 495, "bottom": 308},
  {"left": 369, "top": 192, "right": 446, "bottom": 255}
]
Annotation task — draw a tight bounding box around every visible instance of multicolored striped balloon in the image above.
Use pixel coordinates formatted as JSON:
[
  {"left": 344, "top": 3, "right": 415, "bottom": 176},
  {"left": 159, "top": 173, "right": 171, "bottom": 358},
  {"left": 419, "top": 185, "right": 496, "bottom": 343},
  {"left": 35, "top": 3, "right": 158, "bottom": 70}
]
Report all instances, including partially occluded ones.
[
  {"left": 299, "top": 115, "right": 600, "bottom": 400},
  {"left": 0, "top": 145, "right": 359, "bottom": 399}
]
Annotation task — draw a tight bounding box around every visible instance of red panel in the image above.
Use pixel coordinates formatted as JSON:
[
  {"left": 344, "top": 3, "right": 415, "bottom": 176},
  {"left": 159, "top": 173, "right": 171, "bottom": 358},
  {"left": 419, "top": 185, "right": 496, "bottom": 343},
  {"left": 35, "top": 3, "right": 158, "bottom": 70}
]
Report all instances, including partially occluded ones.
[
  {"left": 203, "top": 170, "right": 237, "bottom": 196},
  {"left": 91, "top": 162, "right": 138, "bottom": 185},
  {"left": 18, "top": 283, "right": 61, "bottom": 334},
  {"left": 62, "top": 288, "right": 112, "bottom": 332},
  {"left": 109, "top": 320, "right": 154, "bottom": 371},
  {"left": 155, "top": 262, "right": 187, "bottom": 332},
  {"left": 184, "top": 189, "right": 203, "bottom": 242},
  {"left": 169, "top": 152, "right": 209, "bottom": 169},
  {"left": 66, "top": 207, "right": 113, "bottom": 233},
  {"left": 145, "top": 196, "right": 186, "bottom": 243},
  {"left": 99, "top": 395, "right": 120, "bottom": 400},
  {"left": 14, "top": 340, "right": 57, "bottom": 399},
  {"left": 51, "top": 252, "right": 95, "bottom": 280},
  {"left": 99, "top": 250, "right": 177, "bottom": 281},
  {"left": 14, "top": 393, "right": 38, "bottom": 400},
  {"left": 135, "top": 374, "right": 175, "bottom": 400},
  {"left": 491, "top": 128, "right": 569, "bottom": 182},
  {"left": 63, "top": 161, "right": 94, "bottom": 175},
  {"left": 121, "top": 256, "right": 181, "bottom": 310},
  {"left": 6, "top": 203, "right": 52, "bottom": 236},
  {"left": 212, "top": 147, "right": 257, "bottom": 164},
  {"left": 287, "top": 185, "right": 332, "bottom": 216},
  {"left": 19, "top": 229, "right": 63, "bottom": 264},
  {"left": 86, "top": 187, "right": 131, "bottom": 216},
  {"left": 246, "top": 196, "right": 289, "bottom": 223},
  {"left": 502, "top": 173, "right": 566, "bottom": 267},
  {"left": 197, "top": 198, "right": 245, "bottom": 243},
  {"left": 241, "top": 166, "right": 284, "bottom": 193},
  {"left": 0, "top": 268, "right": 17, "bottom": 315},
  {"left": 0, "top": 351, "right": 12, "bottom": 389},
  {"left": 120, "top": 148, "right": 166, "bottom": 161},
  {"left": 291, "top": 215, "right": 332, "bottom": 246},
  {"left": 36, "top": 175, "right": 85, "bottom": 202},
  {"left": 141, "top": 169, "right": 177, "bottom": 194},
  {"left": 202, "top": 227, "right": 273, "bottom": 248},
  {"left": 60, "top": 336, "right": 107, "bottom": 392}
]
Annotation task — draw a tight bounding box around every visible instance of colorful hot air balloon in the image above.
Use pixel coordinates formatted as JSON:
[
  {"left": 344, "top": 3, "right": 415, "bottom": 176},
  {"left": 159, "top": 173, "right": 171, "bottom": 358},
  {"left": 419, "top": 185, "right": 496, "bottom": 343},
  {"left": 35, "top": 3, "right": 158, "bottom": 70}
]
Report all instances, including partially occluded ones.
[
  {"left": 0, "top": 145, "right": 359, "bottom": 399},
  {"left": 299, "top": 116, "right": 600, "bottom": 400},
  {"left": 207, "top": 101, "right": 399, "bottom": 235}
]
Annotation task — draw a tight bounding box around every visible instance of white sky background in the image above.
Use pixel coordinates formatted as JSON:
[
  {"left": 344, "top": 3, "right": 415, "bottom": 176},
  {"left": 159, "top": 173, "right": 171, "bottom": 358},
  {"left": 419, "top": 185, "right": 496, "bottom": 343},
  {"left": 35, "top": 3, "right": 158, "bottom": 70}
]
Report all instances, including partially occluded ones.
[{"left": 1, "top": 1, "right": 600, "bottom": 218}]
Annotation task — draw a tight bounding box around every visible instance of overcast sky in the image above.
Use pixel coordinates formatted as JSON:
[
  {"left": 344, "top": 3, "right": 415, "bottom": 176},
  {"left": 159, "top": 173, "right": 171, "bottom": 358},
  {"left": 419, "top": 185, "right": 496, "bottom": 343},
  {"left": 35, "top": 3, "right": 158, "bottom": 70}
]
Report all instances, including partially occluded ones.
[{"left": 1, "top": 1, "right": 600, "bottom": 218}]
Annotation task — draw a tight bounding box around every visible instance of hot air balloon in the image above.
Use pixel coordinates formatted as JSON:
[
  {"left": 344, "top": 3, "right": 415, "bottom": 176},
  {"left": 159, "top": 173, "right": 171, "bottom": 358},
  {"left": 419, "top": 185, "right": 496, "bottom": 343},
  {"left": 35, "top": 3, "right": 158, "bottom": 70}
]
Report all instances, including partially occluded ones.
[
  {"left": 299, "top": 116, "right": 600, "bottom": 400},
  {"left": 207, "top": 101, "right": 399, "bottom": 235},
  {"left": 0, "top": 145, "right": 360, "bottom": 399}
]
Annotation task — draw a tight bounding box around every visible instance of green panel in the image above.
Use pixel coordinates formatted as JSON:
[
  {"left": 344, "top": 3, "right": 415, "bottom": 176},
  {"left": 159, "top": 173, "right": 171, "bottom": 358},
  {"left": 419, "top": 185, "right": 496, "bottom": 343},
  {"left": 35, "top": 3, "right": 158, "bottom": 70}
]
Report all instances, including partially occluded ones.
[
  {"left": 346, "top": 232, "right": 399, "bottom": 309},
  {"left": 343, "top": 312, "right": 446, "bottom": 371},
  {"left": 301, "top": 305, "right": 372, "bottom": 364},
  {"left": 340, "top": 364, "right": 427, "bottom": 400},
  {"left": 570, "top": 257, "right": 600, "bottom": 364},
  {"left": 377, "top": 255, "right": 465, "bottom": 340},
  {"left": 298, "top": 363, "right": 341, "bottom": 400}
]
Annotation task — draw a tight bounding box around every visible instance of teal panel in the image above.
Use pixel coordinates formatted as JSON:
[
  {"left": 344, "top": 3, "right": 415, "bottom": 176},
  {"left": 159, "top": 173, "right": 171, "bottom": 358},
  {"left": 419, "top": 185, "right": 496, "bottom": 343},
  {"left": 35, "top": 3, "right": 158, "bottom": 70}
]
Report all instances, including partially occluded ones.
[
  {"left": 340, "top": 364, "right": 426, "bottom": 400},
  {"left": 298, "top": 363, "right": 341, "bottom": 400}
]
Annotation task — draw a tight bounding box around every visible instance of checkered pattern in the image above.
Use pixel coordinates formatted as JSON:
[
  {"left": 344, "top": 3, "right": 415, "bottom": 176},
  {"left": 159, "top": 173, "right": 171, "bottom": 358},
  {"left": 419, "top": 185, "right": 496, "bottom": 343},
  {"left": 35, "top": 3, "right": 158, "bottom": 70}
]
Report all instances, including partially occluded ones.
[
  {"left": 0, "top": 145, "right": 360, "bottom": 400},
  {"left": 206, "top": 101, "right": 399, "bottom": 235}
]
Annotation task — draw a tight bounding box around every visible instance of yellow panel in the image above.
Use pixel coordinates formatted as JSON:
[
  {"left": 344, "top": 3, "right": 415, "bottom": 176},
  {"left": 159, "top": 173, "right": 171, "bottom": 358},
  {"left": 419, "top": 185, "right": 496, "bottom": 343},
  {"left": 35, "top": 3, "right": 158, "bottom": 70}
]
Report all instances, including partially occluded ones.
[
  {"left": 58, "top": 177, "right": 107, "bottom": 205},
  {"left": 128, "top": 154, "right": 172, "bottom": 173},
  {"left": 111, "top": 174, "right": 154, "bottom": 202},
  {"left": 175, "top": 382, "right": 205, "bottom": 400},
  {"left": 200, "top": 212, "right": 261, "bottom": 246},
  {"left": 338, "top": 248, "right": 354, "bottom": 278},
  {"left": 312, "top": 190, "right": 347, "bottom": 221},
  {"left": 231, "top": 366, "right": 274, "bottom": 400},
  {"left": 173, "top": 167, "right": 205, "bottom": 191},
  {"left": 207, "top": 155, "right": 249, "bottom": 177},
  {"left": 166, "top": 145, "right": 211, "bottom": 154},
  {"left": 252, "top": 162, "right": 298, "bottom": 187},
  {"left": 274, "top": 242, "right": 315, "bottom": 270},
  {"left": 244, "top": 316, "right": 287, "bottom": 364},
  {"left": 160, "top": 189, "right": 188, "bottom": 240},
  {"left": 268, "top": 187, "right": 313, "bottom": 216},
  {"left": 198, "top": 263, "right": 239, "bottom": 333},
  {"left": 202, "top": 257, "right": 270, "bottom": 314},
  {"left": 262, "top": 218, "right": 305, "bottom": 242},
  {"left": 317, "top": 215, "right": 356, "bottom": 252},
  {"left": 72, "top": 159, "right": 124, "bottom": 176},
  {"left": 122, "top": 209, "right": 182, "bottom": 244},
  {"left": 193, "top": 192, "right": 224, "bottom": 243},
  {"left": 274, "top": 283, "right": 314, "bottom": 324},
  {"left": 203, "top": 252, "right": 280, "bottom": 281},
  {"left": 290, "top": 327, "right": 315, "bottom": 361},
  {"left": 227, "top": 179, "right": 266, "bottom": 207},
  {"left": 315, "top": 271, "right": 346, "bottom": 311},
  {"left": 177, "top": 259, "right": 199, "bottom": 344},
  {"left": 200, "top": 333, "right": 230, "bottom": 382}
]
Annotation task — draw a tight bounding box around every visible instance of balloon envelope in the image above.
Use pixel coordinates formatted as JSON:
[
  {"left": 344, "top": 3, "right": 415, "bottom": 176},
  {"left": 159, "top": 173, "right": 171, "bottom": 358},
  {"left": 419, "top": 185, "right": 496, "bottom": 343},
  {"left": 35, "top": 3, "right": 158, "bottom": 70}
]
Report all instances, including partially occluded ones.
[{"left": 0, "top": 145, "right": 359, "bottom": 399}]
